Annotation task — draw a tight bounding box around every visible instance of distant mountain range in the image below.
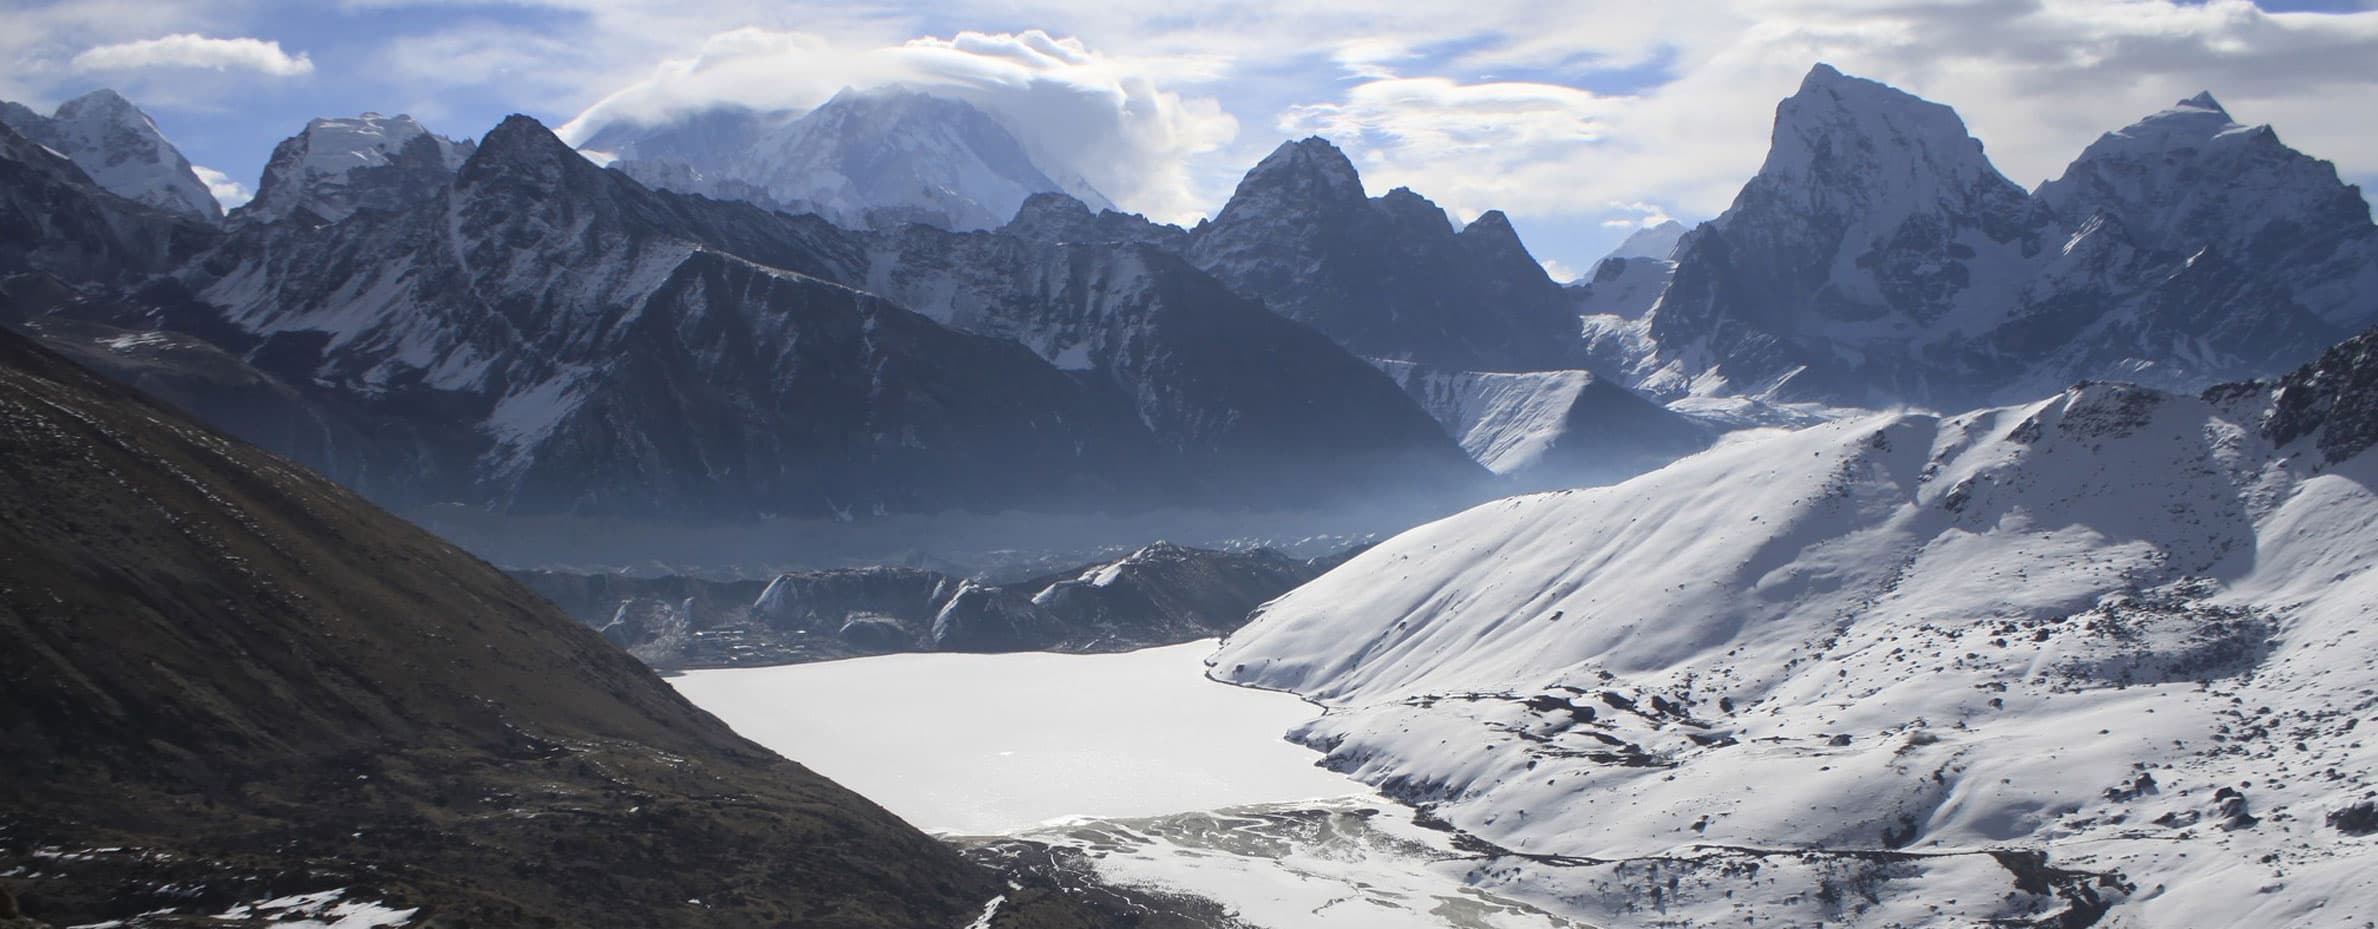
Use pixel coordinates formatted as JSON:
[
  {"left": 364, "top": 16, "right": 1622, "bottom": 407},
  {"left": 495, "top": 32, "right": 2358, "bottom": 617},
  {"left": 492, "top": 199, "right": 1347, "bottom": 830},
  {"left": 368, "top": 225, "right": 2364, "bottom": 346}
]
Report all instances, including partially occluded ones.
[{"left": 3, "top": 66, "right": 2374, "bottom": 559}]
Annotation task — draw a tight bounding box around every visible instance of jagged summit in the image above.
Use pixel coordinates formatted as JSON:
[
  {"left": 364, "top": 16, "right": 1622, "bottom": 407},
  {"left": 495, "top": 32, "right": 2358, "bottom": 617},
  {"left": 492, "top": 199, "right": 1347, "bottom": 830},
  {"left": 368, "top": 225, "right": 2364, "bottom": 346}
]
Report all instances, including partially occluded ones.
[
  {"left": 1755, "top": 62, "right": 2022, "bottom": 220},
  {"left": 241, "top": 110, "right": 474, "bottom": 223},
  {"left": 1186, "top": 134, "right": 1580, "bottom": 370},
  {"left": 1218, "top": 136, "right": 1369, "bottom": 214},
  {"left": 2179, "top": 90, "right": 2227, "bottom": 115}
]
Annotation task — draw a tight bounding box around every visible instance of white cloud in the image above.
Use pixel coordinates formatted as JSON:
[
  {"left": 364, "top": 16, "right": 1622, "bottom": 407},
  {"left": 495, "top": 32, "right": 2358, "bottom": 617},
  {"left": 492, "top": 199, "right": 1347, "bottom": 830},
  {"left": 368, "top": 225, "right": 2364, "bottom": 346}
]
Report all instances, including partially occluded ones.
[
  {"left": 1602, "top": 202, "right": 1677, "bottom": 229},
  {"left": 1538, "top": 257, "right": 1583, "bottom": 283},
  {"left": 557, "top": 28, "right": 1237, "bottom": 224},
  {"left": 70, "top": 33, "right": 313, "bottom": 77},
  {"left": 192, "top": 164, "right": 251, "bottom": 209}
]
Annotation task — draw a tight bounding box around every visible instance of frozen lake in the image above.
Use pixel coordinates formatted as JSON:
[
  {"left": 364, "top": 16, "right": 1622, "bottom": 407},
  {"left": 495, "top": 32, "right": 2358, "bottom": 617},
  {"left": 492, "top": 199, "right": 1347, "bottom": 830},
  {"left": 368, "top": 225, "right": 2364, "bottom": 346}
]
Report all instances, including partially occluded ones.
[
  {"left": 673, "top": 640, "right": 1589, "bottom": 928},
  {"left": 670, "top": 640, "right": 1362, "bottom": 834}
]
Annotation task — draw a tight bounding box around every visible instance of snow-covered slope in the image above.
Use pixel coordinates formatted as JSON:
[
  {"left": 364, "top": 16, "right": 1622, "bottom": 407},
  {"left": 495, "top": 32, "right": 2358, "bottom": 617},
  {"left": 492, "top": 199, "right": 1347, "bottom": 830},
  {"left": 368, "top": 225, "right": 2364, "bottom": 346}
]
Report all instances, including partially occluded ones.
[
  {"left": 239, "top": 113, "right": 475, "bottom": 223},
  {"left": 1620, "top": 66, "right": 2378, "bottom": 410},
  {"left": 1214, "top": 345, "right": 2378, "bottom": 927},
  {"left": 1375, "top": 359, "right": 1710, "bottom": 485},
  {"left": 579, "top": 87, "right": 1109, "bottom": 231},
  {"left": 1569, "top": 255, "right": 1672, "bottom": 322},
  {"left": 0, "top": 89, "right": 220, "bottom": 222}
]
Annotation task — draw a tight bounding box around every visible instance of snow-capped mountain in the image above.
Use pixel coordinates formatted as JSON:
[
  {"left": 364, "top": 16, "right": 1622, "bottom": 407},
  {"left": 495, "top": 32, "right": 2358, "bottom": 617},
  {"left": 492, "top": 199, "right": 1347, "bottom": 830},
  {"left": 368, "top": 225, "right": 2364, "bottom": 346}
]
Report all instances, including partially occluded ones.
[
  {"left": 1374, "top": 359, "right": 1711, "bottom": 486},
  {"left": 239, "top": 112, "right": 475, "bottom": 224},
  {"left": 579, "top": 87, "right": 1111, "bottom": 231},
  {"left": 63, "top": 114, "right": 1480, "bottom": 521},
  {"left": 1185, "top": 138, "right": 1584, "bottom": 372},
  {"left": 0, "top": 89, "right": 221, "bottom": 222},
  {"left": 0, "top": 118, "right": 212, "bottom": 283},
  {"left": 1599, "top": 219, "right": 1687, "bottom": 262},
  {"left": 1621, "top": 65, "right": 2378, "bottom": 410},
  {"left": 183, "top": 115, "right": 1175, "bottom": 517},
  {"left": 1213, "top": 328, "right": 2378, "bottom": 927}
]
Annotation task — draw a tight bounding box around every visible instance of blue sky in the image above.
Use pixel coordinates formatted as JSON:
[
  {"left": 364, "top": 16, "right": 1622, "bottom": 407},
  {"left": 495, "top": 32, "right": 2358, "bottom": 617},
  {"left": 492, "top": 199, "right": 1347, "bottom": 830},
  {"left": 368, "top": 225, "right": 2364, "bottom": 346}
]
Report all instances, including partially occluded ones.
[{"left": 7, "top": 0, "right": 2378, "bottom": 274}]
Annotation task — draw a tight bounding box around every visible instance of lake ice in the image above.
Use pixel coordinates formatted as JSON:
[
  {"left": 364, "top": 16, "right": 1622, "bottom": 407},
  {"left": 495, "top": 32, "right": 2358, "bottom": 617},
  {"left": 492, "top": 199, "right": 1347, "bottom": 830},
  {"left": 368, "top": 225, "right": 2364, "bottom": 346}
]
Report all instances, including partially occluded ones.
[
  {"left": 669, "top": 639, "right": 1362, "bottom": 834},
  {"left": 673, "top": 639, "right": 1589, "bottom": 928}
]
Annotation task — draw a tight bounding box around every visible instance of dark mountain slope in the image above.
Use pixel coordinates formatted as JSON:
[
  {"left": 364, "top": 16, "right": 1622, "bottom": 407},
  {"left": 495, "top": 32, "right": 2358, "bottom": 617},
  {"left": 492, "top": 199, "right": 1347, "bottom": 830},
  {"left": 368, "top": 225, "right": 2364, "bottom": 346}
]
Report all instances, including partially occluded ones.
[{"left": 0, "top": 327, "right": 1086, "bottom": 927}]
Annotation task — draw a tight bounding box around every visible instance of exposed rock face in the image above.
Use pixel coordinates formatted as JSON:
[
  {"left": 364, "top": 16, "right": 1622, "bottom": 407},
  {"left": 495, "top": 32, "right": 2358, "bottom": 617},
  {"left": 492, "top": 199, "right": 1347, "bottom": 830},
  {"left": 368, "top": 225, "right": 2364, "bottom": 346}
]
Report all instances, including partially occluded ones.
[
  {"left": 579, "top": 87, "right": 1111, "bottom": 231},
  {"left": 2240, "top": 322, "right": 2378, "bottom": 463},
  {"left": 0, "top": 325, "right": 1097, "bottom": 928},
  {"left": 0, "top": 89, "right": 220, "bottom": 222},
  {"left": 1622, "top": 65, "right": 2378, "bottom": 409},
  {"left": 1185, "top": 138, "right": 1584, "bottom": 372},
  {"left": 238, "top": 113, "right": 475, "bottom": 224}
]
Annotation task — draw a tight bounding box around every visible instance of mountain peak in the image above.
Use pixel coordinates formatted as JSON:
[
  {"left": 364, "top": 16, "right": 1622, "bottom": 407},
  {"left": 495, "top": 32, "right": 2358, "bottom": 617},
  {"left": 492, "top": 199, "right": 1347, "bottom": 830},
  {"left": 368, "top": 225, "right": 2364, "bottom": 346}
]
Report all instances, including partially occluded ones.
[
  {"left": 1801, "top": 62, "right": 1847, "bottom": 87},
  {"left": 243, "top": 111, "right": 475, "bottom": 223},
  {"left": 1463, "top": 209, "right": 1519, "bottom": 239},
  {"left": 55, "top": 88, "right": 139, "bottom": 120},
  {"left": 2178, "top": 91, "right": 2227, "bottom": 116},
  {"left": 1224, "top": 136, "right": 1367, "bottom": 211},
  {"left": 456, "top": 115, "right": 601, "bottom": 196},
  {"left": 1011, "top": 190, "right": 1095, "bottom": 225},
  {"left": 1602, "top": 219, "right": 1687, "bottom": 262},
  {"left": 479, "top": 114, "right": 577, "bottom": 160},
  {"left": 1748, "top": 63, "right": 2014, "bottom": 216},
  {"left": 0, "top": 88, "right": 221, "bottom": 222}
]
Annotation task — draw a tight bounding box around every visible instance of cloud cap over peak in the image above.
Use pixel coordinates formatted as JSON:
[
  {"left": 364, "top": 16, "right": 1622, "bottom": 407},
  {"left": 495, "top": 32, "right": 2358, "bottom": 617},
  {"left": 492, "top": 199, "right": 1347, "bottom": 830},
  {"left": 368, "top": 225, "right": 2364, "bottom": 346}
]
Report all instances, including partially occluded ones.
[{"left": 558, "top": 27, "right": 1236, "bottom": 226}]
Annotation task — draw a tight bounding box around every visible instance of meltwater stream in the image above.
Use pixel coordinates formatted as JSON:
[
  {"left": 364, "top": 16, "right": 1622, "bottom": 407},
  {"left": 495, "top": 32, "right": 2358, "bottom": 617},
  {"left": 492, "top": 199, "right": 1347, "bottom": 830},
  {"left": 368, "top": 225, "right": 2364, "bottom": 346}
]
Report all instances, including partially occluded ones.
[{"left": 671, "top": 640, "right": 1591, "bottom": 928}]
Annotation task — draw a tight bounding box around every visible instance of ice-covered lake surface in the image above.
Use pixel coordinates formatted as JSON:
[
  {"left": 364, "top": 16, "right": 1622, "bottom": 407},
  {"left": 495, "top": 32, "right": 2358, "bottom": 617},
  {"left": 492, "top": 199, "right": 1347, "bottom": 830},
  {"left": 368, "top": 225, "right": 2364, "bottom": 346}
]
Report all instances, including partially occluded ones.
[
  {"left": 672, "top": 641, "right": 1590, "bottom": 928},
  {"left": 669, "top": 640, "right": 1360, "bottom": 834}
]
